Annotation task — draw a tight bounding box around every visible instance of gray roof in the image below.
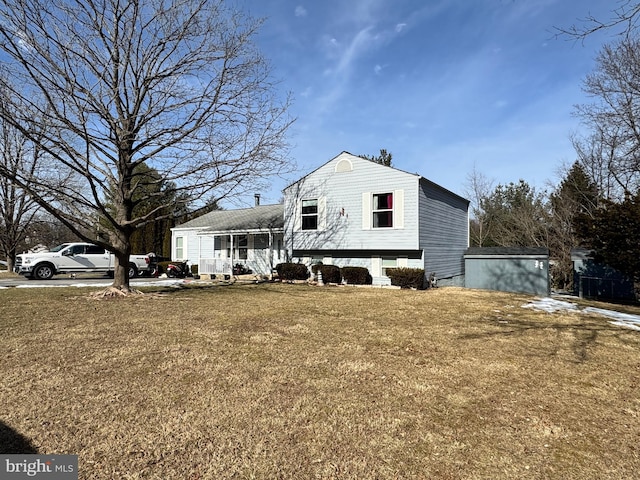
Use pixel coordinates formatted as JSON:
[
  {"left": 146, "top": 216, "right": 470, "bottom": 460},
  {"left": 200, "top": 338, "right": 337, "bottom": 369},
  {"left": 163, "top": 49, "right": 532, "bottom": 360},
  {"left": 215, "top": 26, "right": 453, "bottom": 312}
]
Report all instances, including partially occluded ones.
[{"left": 175, "top": 204, "right": 284, "bottom": 232}]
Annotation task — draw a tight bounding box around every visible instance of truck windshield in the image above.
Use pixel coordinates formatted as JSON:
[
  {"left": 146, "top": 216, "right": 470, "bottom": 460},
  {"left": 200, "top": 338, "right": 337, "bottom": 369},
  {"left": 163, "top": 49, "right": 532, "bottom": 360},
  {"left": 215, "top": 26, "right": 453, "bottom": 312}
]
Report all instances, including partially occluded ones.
[{"left": 49, "top": 244, "right": 71, "bottom": 252}]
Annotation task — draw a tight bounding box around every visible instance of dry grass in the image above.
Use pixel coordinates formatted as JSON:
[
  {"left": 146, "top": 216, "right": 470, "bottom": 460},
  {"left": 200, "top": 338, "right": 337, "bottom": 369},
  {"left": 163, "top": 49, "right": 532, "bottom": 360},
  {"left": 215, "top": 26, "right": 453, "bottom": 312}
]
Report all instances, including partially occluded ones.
[{"left": 1, "top": 283, "right": 640, "bottom": 479}]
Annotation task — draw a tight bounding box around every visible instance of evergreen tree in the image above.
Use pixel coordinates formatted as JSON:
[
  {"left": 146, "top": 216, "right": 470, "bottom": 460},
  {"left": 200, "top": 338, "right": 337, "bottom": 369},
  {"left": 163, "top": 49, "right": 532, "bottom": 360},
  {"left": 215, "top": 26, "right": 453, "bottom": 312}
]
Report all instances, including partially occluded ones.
[
  {"left": 548, "top": 162, "right": 600, "bottom": 289},
  {"left": 360, "top": 149, "right": 392, "bottom": 167},
  {"left": 480, "top": 180, "right": 549, "bottom": 247},
  {"left": 575, "top": 193, "right": 640, "bottom": 284}
]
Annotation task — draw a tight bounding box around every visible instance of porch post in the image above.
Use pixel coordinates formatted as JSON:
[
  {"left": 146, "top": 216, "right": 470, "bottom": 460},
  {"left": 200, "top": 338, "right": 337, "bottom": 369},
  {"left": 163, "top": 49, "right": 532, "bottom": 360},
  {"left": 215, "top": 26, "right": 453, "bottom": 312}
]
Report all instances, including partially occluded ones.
[
  {"left": 268, "top": 230, "right": 274, "bottom": 279},
  {"left": 229, "top": 234, "right": 234, "bottom": 276}
]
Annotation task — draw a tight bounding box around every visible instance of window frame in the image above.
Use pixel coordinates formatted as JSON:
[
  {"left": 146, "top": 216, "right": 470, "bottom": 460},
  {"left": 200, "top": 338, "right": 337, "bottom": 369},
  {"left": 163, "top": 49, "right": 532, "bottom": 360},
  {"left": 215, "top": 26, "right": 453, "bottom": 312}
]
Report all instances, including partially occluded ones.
[
  {"left": 372, "top": 192, "right": 394, "bottom": 228},
  {"left": 381, "top": 257, "right": 397, "bottom": 276},
  {"left": 175, "top": 236, "right": 184, "bottom": 260},
  {"left": 301, "top": 198, "right": 319, "bottom": 231},
  {"left": 237, "top": 235, "right": 248, "bottom": 260}
]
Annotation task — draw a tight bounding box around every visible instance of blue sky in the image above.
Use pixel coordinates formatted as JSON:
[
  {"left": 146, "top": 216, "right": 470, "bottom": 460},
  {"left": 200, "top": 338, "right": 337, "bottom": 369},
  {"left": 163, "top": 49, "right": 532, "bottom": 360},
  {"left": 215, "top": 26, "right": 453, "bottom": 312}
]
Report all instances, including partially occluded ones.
[{"left": 241, "top": 0, "right": 615, "bottom": 204}]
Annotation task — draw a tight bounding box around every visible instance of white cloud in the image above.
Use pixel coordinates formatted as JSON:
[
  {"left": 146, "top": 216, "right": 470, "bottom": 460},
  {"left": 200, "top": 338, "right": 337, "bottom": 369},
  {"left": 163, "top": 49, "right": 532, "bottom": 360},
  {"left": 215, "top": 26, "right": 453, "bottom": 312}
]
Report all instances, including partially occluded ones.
[
  {"left": 374, "top": 64, "right": 383, "bottom": 75},
  {"left": 395, "top": 22, "right": 407, "bottom": 33},
  {"left": 295, "top": 5, "right": 307, "bottom": 17},
  {"left": 335, "top": 27, "right": 374, "bottom": 75}
]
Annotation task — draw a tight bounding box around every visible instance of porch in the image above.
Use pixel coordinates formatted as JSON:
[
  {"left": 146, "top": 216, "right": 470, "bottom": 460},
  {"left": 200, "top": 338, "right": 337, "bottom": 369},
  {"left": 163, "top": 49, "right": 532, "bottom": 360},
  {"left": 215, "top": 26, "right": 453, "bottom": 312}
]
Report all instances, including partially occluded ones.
[{"left": 196, "top": 231, "right": 285, "bottom": 277}]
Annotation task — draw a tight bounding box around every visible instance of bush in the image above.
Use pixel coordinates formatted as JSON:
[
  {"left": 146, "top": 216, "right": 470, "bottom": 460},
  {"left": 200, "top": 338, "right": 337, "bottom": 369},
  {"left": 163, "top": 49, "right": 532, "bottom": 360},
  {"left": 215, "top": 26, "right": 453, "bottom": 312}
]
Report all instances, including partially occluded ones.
[
  {"left": 386, "top": 268, "right": 425, "bottom": 289},
  {"left": 318, "top": 264, "right": 342, "bottom": 284},
  {"left": 276, "top": 263, "right": 309, "bottom": 281},
  {"left": 342, "top": 266, "right": 372, "bottom": 285}
]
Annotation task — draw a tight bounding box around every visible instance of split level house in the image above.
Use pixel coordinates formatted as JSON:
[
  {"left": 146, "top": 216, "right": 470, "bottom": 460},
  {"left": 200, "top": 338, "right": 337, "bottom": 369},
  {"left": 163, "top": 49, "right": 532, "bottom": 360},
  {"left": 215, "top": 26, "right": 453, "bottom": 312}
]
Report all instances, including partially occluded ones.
[{"left": 171, "top": 152, "right": 470, "bottom": 286}]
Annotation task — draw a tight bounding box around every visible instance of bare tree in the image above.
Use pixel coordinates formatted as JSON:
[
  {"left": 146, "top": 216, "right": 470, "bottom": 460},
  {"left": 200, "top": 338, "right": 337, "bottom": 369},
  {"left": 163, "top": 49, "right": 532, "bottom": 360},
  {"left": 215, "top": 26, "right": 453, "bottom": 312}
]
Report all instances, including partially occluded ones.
[
  {"left": 0, "top": 0, "right": 293, "bottom": 293},
  {"left": 0, "top": 86, "right": 46, "bottom": 271},
  {"left": 556, "top": 1, "right": 640, "bottom": 40},
  {"left": 572, "top": 36, "right": 640, "bottom": 200},
  {"left": 464, "top": 165, "right": 495, "bottom": 247},
  {"left": 479, "top": 180, "right": 550, "bottom": 248}
]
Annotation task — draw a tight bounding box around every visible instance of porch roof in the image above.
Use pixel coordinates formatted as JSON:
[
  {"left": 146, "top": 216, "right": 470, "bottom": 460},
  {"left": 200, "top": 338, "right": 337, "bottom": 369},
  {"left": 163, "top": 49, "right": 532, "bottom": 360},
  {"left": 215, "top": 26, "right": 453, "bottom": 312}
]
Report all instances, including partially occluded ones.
[{"left": 177, "top": 204, "right": 284, "bottom": 233}]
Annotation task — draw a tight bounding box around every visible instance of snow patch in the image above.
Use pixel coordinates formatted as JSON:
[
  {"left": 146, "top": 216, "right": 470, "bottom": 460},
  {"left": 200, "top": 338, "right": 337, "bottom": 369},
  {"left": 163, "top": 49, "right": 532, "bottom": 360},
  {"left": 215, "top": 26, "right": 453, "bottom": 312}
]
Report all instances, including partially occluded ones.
[
  {"left": 523, "top": 297, "right": 640, "bottom": 332},
  {"left": 522, "top": 298, "right": 579, "bottom": 313}
]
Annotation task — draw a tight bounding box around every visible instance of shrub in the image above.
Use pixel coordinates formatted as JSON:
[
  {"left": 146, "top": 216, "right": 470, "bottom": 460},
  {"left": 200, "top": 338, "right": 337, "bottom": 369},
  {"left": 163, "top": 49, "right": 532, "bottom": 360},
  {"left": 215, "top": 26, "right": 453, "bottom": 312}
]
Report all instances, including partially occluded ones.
[
  {"left": 318, "top": 264, "right": 341, "bottom": 284},
  {"left": 342, "top": 266, "right": 372, "bottom": 285},
  {"left": 276, "top": 263, "right": 309, "bottom": 281},
  {"left": 386, "top": 268, "right": 425, "bottom": 289}
]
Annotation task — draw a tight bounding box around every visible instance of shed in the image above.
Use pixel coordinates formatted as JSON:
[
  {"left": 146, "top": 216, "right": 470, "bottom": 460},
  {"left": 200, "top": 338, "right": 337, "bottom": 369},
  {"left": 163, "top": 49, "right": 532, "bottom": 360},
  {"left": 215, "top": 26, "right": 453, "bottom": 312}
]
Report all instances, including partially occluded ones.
[
  {"left": 464, "top": 247, "right": 550, "bottom": 296},
  {"left": 571, "top": 248, "right": 635, "bottom": 301}
]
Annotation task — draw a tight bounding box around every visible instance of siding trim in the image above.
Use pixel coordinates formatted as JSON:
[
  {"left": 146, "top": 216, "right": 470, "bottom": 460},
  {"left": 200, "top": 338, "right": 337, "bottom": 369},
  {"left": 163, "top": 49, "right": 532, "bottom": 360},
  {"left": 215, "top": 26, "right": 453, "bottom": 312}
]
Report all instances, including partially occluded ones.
[
  {"left": 394, "top": 189, "right": 404, "bottom": 229},
  {"left": 362, "top": 192, "right": 371, "bottom": 230}
]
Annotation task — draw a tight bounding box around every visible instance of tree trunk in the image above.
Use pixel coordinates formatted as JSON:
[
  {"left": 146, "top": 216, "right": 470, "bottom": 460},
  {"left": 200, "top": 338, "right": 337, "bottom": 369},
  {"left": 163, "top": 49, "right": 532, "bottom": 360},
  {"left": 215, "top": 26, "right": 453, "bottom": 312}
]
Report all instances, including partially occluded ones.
[
  {"left": 112, "top": 250, "right": 132, "bottom": 293},
  {"left": 6, "top": 249, "right": 15, "bottom": 273}
]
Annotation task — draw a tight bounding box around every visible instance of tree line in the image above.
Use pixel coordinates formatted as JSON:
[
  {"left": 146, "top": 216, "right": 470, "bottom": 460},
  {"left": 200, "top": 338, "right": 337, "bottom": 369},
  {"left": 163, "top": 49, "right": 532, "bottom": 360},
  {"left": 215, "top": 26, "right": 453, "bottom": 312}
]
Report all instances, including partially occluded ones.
[{"left": 469, "top": 8, "right": 640, "bottom": 291}]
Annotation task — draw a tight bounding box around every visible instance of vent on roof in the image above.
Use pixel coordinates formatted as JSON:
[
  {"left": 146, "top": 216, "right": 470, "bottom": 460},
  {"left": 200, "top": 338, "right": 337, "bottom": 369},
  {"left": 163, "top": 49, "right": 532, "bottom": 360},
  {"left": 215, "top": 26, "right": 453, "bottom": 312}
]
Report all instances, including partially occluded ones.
[{"left": 335, "top": 159, "right": 353, "bottom": 173}]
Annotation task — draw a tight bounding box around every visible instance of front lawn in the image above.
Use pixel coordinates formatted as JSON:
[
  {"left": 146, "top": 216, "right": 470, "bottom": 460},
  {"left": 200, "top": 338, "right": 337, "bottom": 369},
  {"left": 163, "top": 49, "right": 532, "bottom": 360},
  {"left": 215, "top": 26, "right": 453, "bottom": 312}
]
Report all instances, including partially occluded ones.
[{"left": 1, "top": 284, "right": 639, "bottom": 479}]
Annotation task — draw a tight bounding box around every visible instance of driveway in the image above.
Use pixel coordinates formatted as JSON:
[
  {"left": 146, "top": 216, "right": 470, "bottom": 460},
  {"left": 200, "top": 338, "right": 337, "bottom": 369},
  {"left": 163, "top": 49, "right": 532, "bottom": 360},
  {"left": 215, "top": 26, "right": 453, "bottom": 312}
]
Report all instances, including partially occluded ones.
[{"left": 0, "top": 272, "right": 189, "bottom": 288}]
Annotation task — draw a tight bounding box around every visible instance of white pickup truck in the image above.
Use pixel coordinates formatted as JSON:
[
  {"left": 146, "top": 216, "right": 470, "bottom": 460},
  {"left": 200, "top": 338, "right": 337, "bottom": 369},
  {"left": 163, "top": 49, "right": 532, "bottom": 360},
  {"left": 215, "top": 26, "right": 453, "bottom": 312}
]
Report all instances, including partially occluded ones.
[{"left": 14, "top": 242, "right": 153, "bottom": 280}]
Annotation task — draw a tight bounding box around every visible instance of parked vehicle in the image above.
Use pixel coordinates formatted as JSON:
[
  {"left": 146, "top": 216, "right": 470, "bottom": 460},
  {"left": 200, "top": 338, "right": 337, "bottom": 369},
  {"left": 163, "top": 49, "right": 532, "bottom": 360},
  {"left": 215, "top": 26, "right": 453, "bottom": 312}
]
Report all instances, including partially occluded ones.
[
  {"left": 14, "top": 243, "right": 153, "bottom": 280},
  {"left": 166, "top": 259, "right": 191, "bottom": 278},
  {"left": 147, "top": 253, "right": 160, "bottom": 277},
  {"left": 233, "top": 263, "right": 252, "bottom": 275}
]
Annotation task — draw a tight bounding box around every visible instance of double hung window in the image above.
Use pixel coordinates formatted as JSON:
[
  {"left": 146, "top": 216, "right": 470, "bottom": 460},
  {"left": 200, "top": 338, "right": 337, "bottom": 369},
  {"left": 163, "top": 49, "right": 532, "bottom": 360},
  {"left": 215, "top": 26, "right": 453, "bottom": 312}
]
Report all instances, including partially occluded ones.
[
  {"left": 237, "top": 235, "right": 248, "bottom": 260},
  {"left": 382, "top": 257, "right": 397, "bottom": 276},
  {"left": 301, "top": 199, "right": 318, "bottom": 230},
  {"left": 373, "top": 193, "right": 393, "bottom": 228},
  {"left": 175, "top": 237, "right": 184, "bottom": 259}
]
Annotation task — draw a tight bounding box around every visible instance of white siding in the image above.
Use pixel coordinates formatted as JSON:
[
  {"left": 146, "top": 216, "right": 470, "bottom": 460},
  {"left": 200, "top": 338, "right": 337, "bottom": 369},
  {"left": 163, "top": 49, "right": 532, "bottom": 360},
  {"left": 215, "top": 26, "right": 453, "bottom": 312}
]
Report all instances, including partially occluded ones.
[{"left": 284, "top": 153, "right": 419, "bottom": 252}]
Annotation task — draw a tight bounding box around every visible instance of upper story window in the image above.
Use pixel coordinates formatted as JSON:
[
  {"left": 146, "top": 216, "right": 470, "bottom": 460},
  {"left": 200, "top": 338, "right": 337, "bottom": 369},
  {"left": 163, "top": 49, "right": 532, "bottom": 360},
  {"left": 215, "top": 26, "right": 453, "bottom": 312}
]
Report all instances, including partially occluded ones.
[
  {"left": 301, "top": 199, "right": 318, "bottom": 230},
  {"left": 373, "top": 193, "right": 393, "bottom": 228}
]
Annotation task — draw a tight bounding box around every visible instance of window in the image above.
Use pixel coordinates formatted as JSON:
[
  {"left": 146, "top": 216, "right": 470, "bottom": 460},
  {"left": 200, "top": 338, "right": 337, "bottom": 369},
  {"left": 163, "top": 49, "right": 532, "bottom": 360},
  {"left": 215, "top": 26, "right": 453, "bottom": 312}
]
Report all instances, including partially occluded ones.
[
  {"left": 382, "top": 257, "right": 397, "bottom": 276},
  {"left": 237, "top": 235, "right": 248, "bottom": 260},
  {"left": 175, "top": 237, "right": 184, "bottom": 259},
  {"left": 67, "top": 245, "right": 84, "bottom": 255},
  {"left": 301, "top": 199, "right": 318, "bottom": 230},
  {"left": 373, "top": 193, "right": 393, "bottom": 228},
  {"left": 86, "top": 245, "right": 105, "bottom": 254}
]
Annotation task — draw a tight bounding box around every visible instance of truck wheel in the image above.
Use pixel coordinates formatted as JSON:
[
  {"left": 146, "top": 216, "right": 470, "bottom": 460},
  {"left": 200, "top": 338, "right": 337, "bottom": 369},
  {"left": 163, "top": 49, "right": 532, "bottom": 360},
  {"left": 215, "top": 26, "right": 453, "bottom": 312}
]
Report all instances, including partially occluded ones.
[
  {"left": 128, "top": 263, "right": 138, "bottom": 279},
  {"left": 33, "top": 263, "right": 55, "bottom": 280}
]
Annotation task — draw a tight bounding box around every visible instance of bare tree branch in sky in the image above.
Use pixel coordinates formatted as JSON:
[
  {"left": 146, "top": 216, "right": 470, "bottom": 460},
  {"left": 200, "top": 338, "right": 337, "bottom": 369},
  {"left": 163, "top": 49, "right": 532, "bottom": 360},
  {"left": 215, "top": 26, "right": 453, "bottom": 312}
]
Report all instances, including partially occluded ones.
[
  {"left": 555, "top": 1, "right": 640, "bottom": 41},
  {"left": 572, "top": 37, "right": 640, "bottom": 200}
]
